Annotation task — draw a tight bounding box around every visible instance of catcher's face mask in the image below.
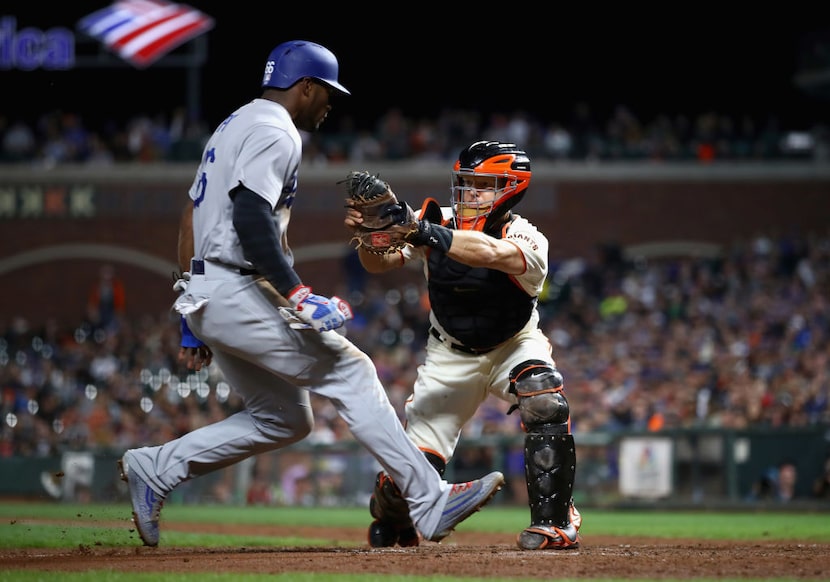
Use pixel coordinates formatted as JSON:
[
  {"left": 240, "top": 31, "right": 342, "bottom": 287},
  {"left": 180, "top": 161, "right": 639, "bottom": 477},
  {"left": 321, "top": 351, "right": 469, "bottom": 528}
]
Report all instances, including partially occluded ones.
[
  {"left": 450, "top": 143, "right": 531, "bottom": 232},
  {"left": 451, "top": 172, "right": 514, "bottom": 231}
]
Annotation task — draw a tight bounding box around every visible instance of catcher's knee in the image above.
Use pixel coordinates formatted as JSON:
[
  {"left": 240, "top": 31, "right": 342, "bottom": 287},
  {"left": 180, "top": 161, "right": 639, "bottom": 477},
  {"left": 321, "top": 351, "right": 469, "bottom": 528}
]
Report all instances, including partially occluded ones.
[{"left": 508, "top": 359, "right": 569, "bottom": 433}]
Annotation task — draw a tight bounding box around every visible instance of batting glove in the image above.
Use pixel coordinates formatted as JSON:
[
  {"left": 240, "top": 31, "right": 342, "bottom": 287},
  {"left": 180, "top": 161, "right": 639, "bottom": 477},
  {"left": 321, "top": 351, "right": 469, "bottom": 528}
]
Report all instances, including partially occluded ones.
[
  {"left": 172, "top": 271, "right": 191, "bottom": 293},
  {"left": 287, "top": 285, "right": 353, "bottom": 332}
]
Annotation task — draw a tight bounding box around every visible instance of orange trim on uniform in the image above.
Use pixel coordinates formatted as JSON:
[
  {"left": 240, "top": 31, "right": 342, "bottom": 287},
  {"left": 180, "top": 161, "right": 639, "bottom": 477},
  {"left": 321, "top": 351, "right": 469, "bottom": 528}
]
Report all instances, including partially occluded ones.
[
  {"left": 393, "top": 248, "right": 407, "bottom": 266},
  {"left": 509, "top": 363, "right": 550, "bottom": 386},
  {"left": 418, "top": 447, "right": 446, "bottom": 465},
  {"left": 517, "top": 386, "right": 563, "bottom": 398}
]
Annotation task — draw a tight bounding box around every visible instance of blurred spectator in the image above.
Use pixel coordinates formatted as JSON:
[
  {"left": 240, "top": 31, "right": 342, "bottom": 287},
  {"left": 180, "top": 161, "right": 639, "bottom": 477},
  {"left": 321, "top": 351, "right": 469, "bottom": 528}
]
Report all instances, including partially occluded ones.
[
  {"left": 37, "top": 112, "right": 73, "bottom": 166},
  {"left": 245, "top": 458, "right": 274, "bottom": 505},
  {"left": 347, "top": 129, "right": 383, "bottom": 162},
  {"left": 542, "top": 122, "right": 573, "bottom": 160},
  {"left": 40, "top": 450, "right": 94, "bottom": 502},
  {"left": 0, "top": 102, "right": 823, "bottom": 165},
  {"left": 813, "top": 456, "right": 830, "bottom": 499},
  {"left": 375, "top": 107, "right": 410, "bottom": 159},
  {"left": 0, "top": 230, "right": 827, "bottom": 469},
  {"left": 126, "top": 115, "right": 167, "bottom": 161},
  {"left": 85, "top": 132, "right": 115, "bottom": 166},
  {"left": 747, "top": 460, "right": 799, "bottom": 502},
  {"left": 568, "top": 101, "right": 603, "bottom": 160},
  {"left": 1, "top": 118, "right": 36, "bottom": 161},
  {"left": 86, "top": 265, "right": 126, "bottom": 335}
]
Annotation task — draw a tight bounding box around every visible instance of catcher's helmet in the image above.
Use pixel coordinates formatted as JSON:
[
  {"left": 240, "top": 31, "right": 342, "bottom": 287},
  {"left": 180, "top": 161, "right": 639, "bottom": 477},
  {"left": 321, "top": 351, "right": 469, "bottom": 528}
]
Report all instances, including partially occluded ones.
[
  {"left": 262, "top": 40, "right": 350, "bottom": 95},
  {"left": 451, "top": 141, "right": 531, "bottom": 232}
]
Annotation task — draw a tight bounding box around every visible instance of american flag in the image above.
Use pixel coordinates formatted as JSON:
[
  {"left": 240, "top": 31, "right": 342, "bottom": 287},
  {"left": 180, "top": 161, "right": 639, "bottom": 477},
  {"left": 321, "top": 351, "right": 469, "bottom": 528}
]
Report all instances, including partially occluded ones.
[{"left": 77, "top": 0, "right": 214, "bottom": 68}]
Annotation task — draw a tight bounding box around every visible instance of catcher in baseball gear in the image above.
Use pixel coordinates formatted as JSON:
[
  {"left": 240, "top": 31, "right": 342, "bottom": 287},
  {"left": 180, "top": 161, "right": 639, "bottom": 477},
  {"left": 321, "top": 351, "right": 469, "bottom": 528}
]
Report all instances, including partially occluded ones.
[{"left": 341, "top": 170, "right": 419, "bottom": 255}]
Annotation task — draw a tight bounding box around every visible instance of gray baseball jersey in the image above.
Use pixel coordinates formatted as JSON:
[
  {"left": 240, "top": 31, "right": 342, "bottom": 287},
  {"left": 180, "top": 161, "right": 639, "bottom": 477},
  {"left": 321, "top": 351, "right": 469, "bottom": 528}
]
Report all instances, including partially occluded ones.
[
  {"left": 189, "top": 99, "right": 299, "bottom": 269},
  {"left": 125, "top": 98, "right": 451, "bottom": 538}
]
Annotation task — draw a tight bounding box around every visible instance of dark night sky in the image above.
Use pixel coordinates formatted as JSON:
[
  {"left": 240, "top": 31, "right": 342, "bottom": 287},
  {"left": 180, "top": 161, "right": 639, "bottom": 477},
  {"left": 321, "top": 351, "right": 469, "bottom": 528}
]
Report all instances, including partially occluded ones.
[{"left": 4, "top": 3, "right": 828, "bottom": 132}]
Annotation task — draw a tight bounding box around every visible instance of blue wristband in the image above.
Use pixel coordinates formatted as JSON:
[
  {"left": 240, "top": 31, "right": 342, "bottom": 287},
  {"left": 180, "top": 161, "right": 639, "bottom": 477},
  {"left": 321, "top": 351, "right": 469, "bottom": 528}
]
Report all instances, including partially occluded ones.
[{"left": 180, "top": 315, "right": 204, "bottom": 348}]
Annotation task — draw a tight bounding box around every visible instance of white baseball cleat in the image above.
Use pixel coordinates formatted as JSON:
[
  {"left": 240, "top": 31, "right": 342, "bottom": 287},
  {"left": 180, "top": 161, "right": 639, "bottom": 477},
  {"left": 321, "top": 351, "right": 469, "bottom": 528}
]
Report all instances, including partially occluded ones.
[
  {"left": 118, "top": 451, "right": 165, "bottom": 547},
  {"left": 428, "top": 471, "right": 505, "bottom": 542}
]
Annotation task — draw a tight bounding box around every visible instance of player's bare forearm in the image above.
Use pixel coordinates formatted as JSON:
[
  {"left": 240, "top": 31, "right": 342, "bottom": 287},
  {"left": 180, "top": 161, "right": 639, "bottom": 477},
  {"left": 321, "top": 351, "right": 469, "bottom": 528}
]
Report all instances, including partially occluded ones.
[
  {"left": 177, "top": 202, "right": 195, "bottom": 273},
  {"left": 447, "top": 230, "right": 526, "bottom": 274}
]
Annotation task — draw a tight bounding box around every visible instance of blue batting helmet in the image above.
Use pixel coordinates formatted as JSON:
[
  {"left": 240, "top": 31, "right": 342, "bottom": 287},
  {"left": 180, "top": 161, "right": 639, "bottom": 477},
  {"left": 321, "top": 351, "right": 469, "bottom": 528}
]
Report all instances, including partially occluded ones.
[{"left": 261, "top": 40, "right": 350, "bottom": 95}]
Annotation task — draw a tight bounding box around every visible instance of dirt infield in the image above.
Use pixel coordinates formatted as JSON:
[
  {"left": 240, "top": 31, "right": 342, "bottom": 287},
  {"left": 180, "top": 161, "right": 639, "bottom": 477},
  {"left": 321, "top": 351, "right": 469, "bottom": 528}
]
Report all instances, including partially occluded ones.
[{"left": 2, "top": 522, "right": 828, "bottom": 579}]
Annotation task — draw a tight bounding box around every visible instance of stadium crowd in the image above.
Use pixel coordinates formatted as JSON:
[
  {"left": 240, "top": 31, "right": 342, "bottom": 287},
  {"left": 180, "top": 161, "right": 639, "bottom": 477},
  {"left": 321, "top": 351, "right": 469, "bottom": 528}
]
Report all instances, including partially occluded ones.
[
  {"left": 2, "top": 229, "right": 828, "bottom": 463},
  {"left": 1, "top": 104, "right": 828, "bottom": 166},
  {"left": 2, "top": 100, "right": 828, "bottom": 503}
]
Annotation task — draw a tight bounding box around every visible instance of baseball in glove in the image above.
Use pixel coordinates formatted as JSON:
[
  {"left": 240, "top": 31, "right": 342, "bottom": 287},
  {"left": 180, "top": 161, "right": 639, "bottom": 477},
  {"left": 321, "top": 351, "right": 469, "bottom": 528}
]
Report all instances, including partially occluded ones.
[{"left": 340, "top": 170, "right": 419, "bottom": 255}]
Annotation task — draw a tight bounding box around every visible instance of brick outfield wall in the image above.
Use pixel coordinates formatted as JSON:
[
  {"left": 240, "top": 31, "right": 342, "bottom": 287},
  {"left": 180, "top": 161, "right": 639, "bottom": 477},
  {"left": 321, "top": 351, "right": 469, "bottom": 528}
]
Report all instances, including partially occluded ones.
[{"left": 1, "top": 163, "right": 829, "bottom": 328}]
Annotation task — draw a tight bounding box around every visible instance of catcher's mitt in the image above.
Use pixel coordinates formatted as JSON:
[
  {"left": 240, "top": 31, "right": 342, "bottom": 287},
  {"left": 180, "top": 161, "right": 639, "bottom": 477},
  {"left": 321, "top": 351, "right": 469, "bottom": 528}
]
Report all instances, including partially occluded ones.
[{"left": 340, "top": 170, "right": 419, "bottom": 255}]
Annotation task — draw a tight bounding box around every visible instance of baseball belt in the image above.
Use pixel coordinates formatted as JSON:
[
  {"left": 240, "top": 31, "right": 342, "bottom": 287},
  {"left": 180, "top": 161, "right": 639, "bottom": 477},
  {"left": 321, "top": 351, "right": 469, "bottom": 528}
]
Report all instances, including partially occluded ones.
[
  {"left": 191, "top": 259, "right": 259, "bottom": 278},
  {"left": 429, "top": 327, "right": 496, "bottom": 356}
]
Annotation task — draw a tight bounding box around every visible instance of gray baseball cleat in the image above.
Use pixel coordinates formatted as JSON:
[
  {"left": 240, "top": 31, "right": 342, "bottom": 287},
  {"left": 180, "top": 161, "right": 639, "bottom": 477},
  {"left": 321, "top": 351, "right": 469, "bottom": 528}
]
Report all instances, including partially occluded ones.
[
  {"left": 517, "top": 500, "right": 582, "bottom": 550},
  {"left": 428, "top": 471, "right": 505, "bottom": 542},
  {"left": 117, "top": 452, "right": 165, "bottom": 547},
  {"left": 517, "top": 522, "right": 580, "bottom": 550}
]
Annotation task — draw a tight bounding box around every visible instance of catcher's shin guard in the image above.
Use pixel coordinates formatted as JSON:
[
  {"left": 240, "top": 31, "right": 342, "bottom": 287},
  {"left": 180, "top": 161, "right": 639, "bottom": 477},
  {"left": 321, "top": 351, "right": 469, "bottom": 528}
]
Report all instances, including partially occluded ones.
[
  {"left": 367, "top": 471, "right": 419, "bottom": 547},
  {"left": 518, "top": 432, "right": 580, "bottom": 550},
  {"left": 508, "top": 360, "right": 580, "bottom": 550}
]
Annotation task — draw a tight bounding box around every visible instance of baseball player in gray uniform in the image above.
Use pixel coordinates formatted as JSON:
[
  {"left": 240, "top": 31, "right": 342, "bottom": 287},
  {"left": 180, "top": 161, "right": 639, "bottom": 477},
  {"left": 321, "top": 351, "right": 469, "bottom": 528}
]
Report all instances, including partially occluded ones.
[
  {"left": 117, "top": 40, "right": 504, "bottom": 547},
  {"left": 345, "top": 141, "right": 581, "bottom": 550}
]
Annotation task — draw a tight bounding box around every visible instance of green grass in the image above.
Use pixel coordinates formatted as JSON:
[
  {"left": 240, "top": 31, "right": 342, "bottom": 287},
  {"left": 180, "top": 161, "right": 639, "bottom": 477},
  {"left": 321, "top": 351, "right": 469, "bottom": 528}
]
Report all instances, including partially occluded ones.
[
  {"left": 1, "top": 503, "right": 829, "bottom": 581},
  {"left": 2, "top": 503, "right": 829, "bottom": 545},
  {"left": 1, "top": 578, "right": 812, "bottom": 582}
]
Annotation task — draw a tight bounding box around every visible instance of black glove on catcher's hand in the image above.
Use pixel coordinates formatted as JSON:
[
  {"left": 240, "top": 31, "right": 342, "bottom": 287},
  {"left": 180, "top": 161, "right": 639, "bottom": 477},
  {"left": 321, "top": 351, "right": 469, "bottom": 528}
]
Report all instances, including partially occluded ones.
[
  {"left": 341, "top": 170, "right": 419, "bottom": 255},
  {"left": 407, "top": 218, "right": 453, "bottom": 252}
]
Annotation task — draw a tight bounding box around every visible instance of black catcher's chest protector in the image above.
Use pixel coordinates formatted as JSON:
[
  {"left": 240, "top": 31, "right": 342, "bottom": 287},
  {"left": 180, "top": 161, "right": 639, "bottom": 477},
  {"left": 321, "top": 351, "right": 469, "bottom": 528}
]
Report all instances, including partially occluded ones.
[{"left": 427, "top": 246, "right": 534, "bottom": 350}]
